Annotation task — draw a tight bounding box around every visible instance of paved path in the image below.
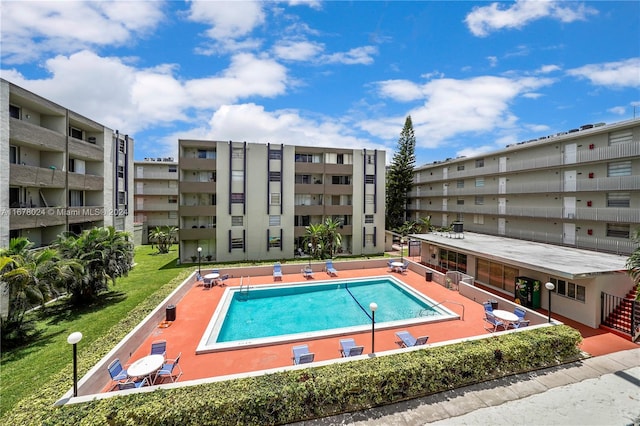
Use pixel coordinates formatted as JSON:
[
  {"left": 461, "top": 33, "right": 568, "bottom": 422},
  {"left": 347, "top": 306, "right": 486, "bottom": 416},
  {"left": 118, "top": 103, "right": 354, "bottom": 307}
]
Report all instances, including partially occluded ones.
[{"left": 297, "top": 348, "right": 640, "bottom": 426}]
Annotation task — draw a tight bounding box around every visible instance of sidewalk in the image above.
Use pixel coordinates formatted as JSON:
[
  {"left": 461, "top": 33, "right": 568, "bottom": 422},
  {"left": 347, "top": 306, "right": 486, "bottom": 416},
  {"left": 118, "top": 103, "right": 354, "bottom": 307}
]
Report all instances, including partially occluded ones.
[{"left": 297, "top": 347, "right": 640, "bottom": 426}]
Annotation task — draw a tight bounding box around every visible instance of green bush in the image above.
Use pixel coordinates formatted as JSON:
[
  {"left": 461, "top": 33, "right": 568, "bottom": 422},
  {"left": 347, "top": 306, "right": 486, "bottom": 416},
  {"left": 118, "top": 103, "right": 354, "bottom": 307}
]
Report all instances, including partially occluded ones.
[{"left": 3, "top": 325, "right": 582, "bottom": 425}]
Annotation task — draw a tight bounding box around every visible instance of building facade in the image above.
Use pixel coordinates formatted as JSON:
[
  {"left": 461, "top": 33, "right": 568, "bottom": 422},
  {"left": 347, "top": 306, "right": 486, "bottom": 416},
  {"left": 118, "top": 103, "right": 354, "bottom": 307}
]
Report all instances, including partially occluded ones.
[
  {"left": 409, "top": 118, "right": 640, "bottom": 256},
  {"left": 0, "top": 79, "right": 134, "bottom": 248},
  {"left": 134, "top": 158, "right": 179, "bottom": 243},
  {"left": 178, "top": 140, "right": 386, "bottom": 263}
]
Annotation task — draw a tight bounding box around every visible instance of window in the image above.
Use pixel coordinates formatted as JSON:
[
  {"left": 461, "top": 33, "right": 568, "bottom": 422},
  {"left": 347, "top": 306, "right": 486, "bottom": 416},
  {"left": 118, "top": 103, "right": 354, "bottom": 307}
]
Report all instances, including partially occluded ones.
[
  {"left": 365, "top": 234, "right": 374, "bottom": 246},
  {"left": 269, "top": 215, "right": 281, "bottom": 226},
  {"left": 269, "top": 149, "right": 282, "bottom": 160},
  {"left": 168, "top": 195, "right": 177, "bottom": 204},
  {"left": 168, "top": 166, "right": 177, "bottom": 173},
  {"left": 294, "top": 215, "right": 311, "bottom": 226},
  {"left": 232, "top": 170, "right": 243, "bottom": 182},
  {"left": 69, "top": 127, "right": 83, "bottom": 139},
  {"left": 269, "top": 171, "right": 281, "bottom": 182},
  {"left": 365, "top": 214, "right": 374, "bottom": 224},
  {"left": 332, "top": 175, "right": 351, "bottom": 185},
  {"left": 270, "top": 193, "right": 281, "bottom": 205},
  {"left": 168, "top": 211, "right": 177, "bottom": 219},
  {"left": 295, "top": 174, "right": 311, "bottom": 184},
  {"left": 336, "top": 154, "right": 344, "bottom": 164},
  {"left": 231, "top": 193, "right": 244, "bottom": 203},
  {"left": 231, "top": 216, "right": 243, "bottom": 226},
  {"left": 269, "top": 237, "right": 281, "bottom": 248},
  {"left": 211, "top": 194, "right": 217, "bottom": 205},
  {"left": 365, "top": 174, "right": 375, "bottom": 184},
  {"left": 69, "top": 190, "right": 84, "bottom": 207},
  {"left": 9, "top": 105, "right": 20, "bottom": 119},
  {"left": 231, "top": 237, "right": 244, "bottom": 249},
  {"left": 197, "top": 149, "right": 207, "bottom": 159},
  {"left": 549, "top": 277, "right": 585, "bottom": 302},
  {"left": 457, "top": 164, "right": 465, "bottom": 171},
  {"left": 475, "top": 177, "right": 485, "bottom": 187},
  {"left": 475, "top": 158, "right": 484, "bottom": 168},
  {"left": 295, "top": 153, "right": 313, "bottom": 163},
  {"left": 456, "top": 180, "right": 464, "bottom": 188},
  {"left": 117, "top": 165, "right": 124, "bottom": 178},
  {"left": 609, "top": 129, "right": 632, "bottom": 145},
  {"left": 118, "top": 191, "right": 126, "bottom": 205},
  {"left": 606, "top": 223, "right": 630, "bottom": 238},
  {"left": 9, "top": 145, "right": 18, "bottom": 164},
  {"left": 367, "top": 155, "right": 374, "bottom": 165},
  {"left": 69, "top": 158, "right": 76, "bottom": 172},
  {"left": 607, "top": 161, "right": 631, "bottom": 177},
  {"left": 457, "top": 198, "right": 464, "bottom": 205},
  {"left": 232, "top": 148, "right": 244, "bottom": 159},
  {"left": 475, "top": 196, "right": 484, "bottom": 205},
  {"left": 607, "top": 192, "right": 630, "bottom": 208},
  {"left": 365, "top": 194, "right": 374, "bottom": 204},
  {"left": 118, "top": 139, "right": 126, "bottom": 153}
]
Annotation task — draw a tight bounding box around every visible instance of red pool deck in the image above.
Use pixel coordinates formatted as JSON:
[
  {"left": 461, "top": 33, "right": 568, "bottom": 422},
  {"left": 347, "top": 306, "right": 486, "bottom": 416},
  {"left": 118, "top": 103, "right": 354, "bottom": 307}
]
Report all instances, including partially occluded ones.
[{"left": 109, "top": 266, "right": 638, "bottom": 391}]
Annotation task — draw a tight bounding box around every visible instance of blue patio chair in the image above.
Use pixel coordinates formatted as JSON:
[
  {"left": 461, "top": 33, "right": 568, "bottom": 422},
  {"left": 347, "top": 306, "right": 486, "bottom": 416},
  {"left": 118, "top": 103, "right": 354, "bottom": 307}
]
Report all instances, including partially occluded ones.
[
  {"left": 514, "top": 307, "right": 527, "bottom": 320},
  {"left": 509, "top": 319, "right": 530, "bottom": 329},
  {"left": 217, "top": 274, "right": 230, "bottom": 286},
  {"left": 273, "top": 262, "right": 283, "bottom": 281},
  {"left": 118, "top": 377, "right": 148, "bottom": 390},
  {"left": 339, "top": 338, "right": 363, "bottom": 357},
  {"left": 400, "top": 261, "right": 409, "bottom": 274},
  {"left": 292, "top": 344, "right": 315, "bottom": 365},
  {"left": 325, "top": 260, "right": 338, "bottom": 276},
  {"left": 154, "top": 352, "right": 183, "bottom": 384},
  {"left": 483, "top": 301, "right": 494, "bottom": 312},
  {"left": 395, "top": 331, "right": 429, "bottom": 347},
  {"left": 150, "top": 340, "right": 166, "bottom": 357},
  {"left": 302, "top": 266, "right": 314, "bottom": 278},
  {"left": 387, "top": 260, "right": 395, "bottom": 272},
  {"left": 484, "top": 312, "right": 505, "bottom": 332},
  {"left": 107, "top": 358, "right": 129, "bottom": 384}
]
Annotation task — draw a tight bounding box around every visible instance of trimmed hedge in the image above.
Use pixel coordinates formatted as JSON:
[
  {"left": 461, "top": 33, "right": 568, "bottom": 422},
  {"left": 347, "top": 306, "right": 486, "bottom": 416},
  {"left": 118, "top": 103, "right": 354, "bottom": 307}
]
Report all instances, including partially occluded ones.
[{"left": 5, "top": 324, "right": 582, "bottom": 425}]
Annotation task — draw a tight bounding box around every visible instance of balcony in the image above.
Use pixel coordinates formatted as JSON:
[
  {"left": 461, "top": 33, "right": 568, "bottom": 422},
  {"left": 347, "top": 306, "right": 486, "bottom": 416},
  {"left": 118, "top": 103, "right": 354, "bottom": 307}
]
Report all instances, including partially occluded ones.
[
  {"left": 576, "top": 207, "right": 640, "bottom": 223},
  {"left": 68, "top": 137, "right": 104, "bottom": 161},
  {"left": 294, "top": 162, "right": 324, "bottom": 173},
  {"left": 136, "top": 203, "right": 178, "bottom": 212},
  {"left": 9, "top": 208, "right": 66, "bottom": 229},
  {"left": 323, "top": 184, "right": 352, "bottom": 195},
  {"left": 180, "top": 181, "right": 216, "bottom": 193},
  {"left": 66, "top": 206, "right": 107, "bottom": 224},
  {"left": 294, "top": 204, "right": 324, "bottom": 215},
  {"left": 10, "top": 163, "right": 66, "bottom": 188},
  {"left": 180, "top": 227, "right": 216, "bottom": 240},
  {"left": 10, "top": 118, "right": 66, "bottom": 151},
  {"left": 324, "top": 204, "right": 352, "bottom": 215},
  {"left": 68, "top": 173, "right": 104, "bottom": 191},
  {"left": 324, "top": 163, "right": 352, "bottom": 174},
  {"left": 180, "top": 158, "right": 216, "bottom": 171},
  {"left": 577, "top": 175, "right": 640, "bottom": 191},
  {"left": 180, "top": 205, "right": 216, "bottom": 216},
  {"left": 294, "top": 183, "right": 324, "bottom": 194},
  {"left": 134, "top": 186, "right": 179, "bottom": 196}
]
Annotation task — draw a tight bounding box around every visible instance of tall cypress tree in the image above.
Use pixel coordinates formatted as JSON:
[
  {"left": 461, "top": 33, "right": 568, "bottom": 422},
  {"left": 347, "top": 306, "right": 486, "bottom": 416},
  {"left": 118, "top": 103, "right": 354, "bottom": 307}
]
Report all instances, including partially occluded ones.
[{"left": 386, "top": 115, "right": 416, "bottom": 230}]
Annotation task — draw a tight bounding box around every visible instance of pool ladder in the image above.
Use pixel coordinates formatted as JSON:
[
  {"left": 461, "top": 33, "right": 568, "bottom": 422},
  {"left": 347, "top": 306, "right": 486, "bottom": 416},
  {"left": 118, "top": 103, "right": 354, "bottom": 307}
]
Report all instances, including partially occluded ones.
[
  {"left": 420, "top": 300, "right": 465, "bottom": 320},
  {"left": 239, "top": 276, "right": 250, "bottom": 300}
]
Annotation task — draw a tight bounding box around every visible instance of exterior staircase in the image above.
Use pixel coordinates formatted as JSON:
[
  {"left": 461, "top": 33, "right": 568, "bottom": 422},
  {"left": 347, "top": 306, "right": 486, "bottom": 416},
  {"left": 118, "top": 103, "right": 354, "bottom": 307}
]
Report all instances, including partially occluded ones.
[{"left": 601, "top": 286, "right": 640, "bottom": 342}]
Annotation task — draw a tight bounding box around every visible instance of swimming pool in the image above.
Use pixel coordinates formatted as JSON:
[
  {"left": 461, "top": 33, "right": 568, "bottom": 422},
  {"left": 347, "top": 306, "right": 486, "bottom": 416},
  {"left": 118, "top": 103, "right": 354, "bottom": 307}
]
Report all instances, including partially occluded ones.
[{"left": 196, "top": 276, "right": 458, "bottom": 353}]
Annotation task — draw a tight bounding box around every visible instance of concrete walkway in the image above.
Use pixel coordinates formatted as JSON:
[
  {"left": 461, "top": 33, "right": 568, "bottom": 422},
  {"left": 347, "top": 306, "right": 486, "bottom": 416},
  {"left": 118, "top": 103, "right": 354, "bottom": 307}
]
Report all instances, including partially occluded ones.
[{"left": 297, "top": 348, "right": 640, "bottom": 426}]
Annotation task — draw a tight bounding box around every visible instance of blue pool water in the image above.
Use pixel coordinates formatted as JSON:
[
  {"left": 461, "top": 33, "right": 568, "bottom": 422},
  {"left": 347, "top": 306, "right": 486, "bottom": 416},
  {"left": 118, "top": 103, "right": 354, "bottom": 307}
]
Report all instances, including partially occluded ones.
[{"left": 198, "top": 276, "right": 457, "bottom": 351}]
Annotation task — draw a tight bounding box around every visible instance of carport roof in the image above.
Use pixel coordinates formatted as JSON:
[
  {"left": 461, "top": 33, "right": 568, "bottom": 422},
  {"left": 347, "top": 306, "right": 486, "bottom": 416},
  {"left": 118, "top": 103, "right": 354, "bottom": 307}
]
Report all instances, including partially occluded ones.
[{"left": 409, "top": 232, "right": 630, "bottom": 279}]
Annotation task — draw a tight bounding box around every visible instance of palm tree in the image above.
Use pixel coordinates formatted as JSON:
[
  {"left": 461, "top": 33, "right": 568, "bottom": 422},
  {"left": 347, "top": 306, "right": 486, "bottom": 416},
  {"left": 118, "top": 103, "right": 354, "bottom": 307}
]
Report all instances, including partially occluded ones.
[
  {"left": 148, "top": 226, "right": 178, "bottom": 254},
  {"left": 0, "top": 255, "right": 34, "bottom": 344},
  {"left": 322, "top": 218, "right": 343, "bottom": 258},
  {"left": 304, "top": 223, "right": 324, "bottom": 259},
  {"left": 625, "top": 228, "right": 640, "bottom": 301}
]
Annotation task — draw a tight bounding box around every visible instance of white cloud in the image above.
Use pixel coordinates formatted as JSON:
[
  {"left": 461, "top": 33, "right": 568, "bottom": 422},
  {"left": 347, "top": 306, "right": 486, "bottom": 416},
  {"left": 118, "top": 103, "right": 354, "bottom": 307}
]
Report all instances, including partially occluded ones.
[
  {"left": 0, "top": 0, "right": 165, "bottom": 64},
  {"left": 465, "top": 0, "right": 597, "bottom": 37},
  {"left": 608, "top": 106, "right": 626, "bottom": 115},
  {"left": 273, "top": 40, "right": 324, "bottom": 61},
  {"left": 186, "top": 0, "right": 265, "bottom": 40},
  {"left": 322, "top": 46, "right": 378, "bottom": 65},
  {"left": 487, "top": 56, "right": 498, "bottom": 67},
  {"left": 537, "top": 64, "right": 561, "bottom": 74},
  {"left": 364, "top": 75, "right": 553, "bottom": 149},
  {"left": 567, "top": 58, "right": 640, "bottom": 88}
]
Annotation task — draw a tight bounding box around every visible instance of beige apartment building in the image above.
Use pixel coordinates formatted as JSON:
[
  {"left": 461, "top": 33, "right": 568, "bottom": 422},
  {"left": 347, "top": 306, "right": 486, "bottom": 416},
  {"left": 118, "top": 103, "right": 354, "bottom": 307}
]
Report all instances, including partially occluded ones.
[
  {"left": 134, "top": 158, "right": 179, "bottom": 243},
  {"left": 407, "top": 118, "right": 639, "bottom": 336},
  {"left": 178, "top": 140, "right": 386, "bottom": 263},
  {"left": 0, "top": 79, "right": 134, "bottom": 248}
]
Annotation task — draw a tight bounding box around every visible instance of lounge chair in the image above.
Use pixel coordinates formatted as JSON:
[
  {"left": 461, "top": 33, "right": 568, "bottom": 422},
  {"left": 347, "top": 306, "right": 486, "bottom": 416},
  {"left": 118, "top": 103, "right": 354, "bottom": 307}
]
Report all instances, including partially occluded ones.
[
  {"left": 273, "top": 262, "right": 283, "bottom": 281},
  {"left": 302, "top": 267, "right": 314, "bottom": 279},
  {"left": 514, "top": 307, "right": 527, "bottom": 319},
  {"left": 107, "top": 358, "right": 129, "bottom": 385},
  {"left": 118, "top": 377, "right": 148, "bottom": 390},
  {"left": 395, "top": 331, "right": 429, "bottom": 347},
  {"left": 154, "top": 352, "right": 183, "bottom": 384},
  {"left": 339, "top": 338, "right": 364, "bottom": 357},
  {"left": 509, "top": 319, "right": 530, "bottom": 329},
  {"left": 292, "top": 344, "right": 315, "bottom": 365},
  {"left": 150, "top": 340, "right": 167, "bottom": 357},
  {"left": 484, "top": 312, "right": 505, "bottom": 332},
  {"left": 325, "top": 260, "right": 338, "bottom": 276}
]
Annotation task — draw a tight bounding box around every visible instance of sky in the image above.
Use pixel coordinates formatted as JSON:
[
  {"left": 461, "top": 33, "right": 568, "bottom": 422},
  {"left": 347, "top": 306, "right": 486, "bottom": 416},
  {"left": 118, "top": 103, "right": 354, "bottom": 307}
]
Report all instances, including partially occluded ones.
[{"left": 1, "top": 0, "right": 639, "bottom": 167}]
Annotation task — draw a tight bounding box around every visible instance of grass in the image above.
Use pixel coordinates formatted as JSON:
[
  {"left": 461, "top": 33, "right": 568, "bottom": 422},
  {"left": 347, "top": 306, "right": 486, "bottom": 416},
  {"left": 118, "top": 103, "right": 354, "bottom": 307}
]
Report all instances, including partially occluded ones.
[{"left": 0, "top": 245, "right": 187, "bottom": 416}]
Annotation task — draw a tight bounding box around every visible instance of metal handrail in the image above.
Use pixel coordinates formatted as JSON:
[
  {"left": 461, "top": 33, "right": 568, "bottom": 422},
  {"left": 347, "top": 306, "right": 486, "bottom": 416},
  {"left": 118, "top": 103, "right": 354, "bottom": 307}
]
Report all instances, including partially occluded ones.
[{"left": 423, "top": 299, "right": 465, "bottom": 320}]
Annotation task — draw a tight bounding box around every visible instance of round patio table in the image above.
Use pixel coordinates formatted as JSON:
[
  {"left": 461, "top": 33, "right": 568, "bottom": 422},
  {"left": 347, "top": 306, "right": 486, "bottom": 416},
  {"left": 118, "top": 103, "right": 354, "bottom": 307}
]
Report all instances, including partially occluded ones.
[{"left": 127, "top": 354, "right": 164, "bottom": 381}]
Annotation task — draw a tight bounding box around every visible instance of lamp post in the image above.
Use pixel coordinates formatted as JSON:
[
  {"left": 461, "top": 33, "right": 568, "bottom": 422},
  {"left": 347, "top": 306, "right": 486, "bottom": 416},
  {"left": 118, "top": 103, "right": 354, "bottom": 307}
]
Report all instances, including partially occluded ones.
[
  {"left": 197, "top": 246, "right": 202, "bottom": 275},
  {"left": 545, "top": 282, "right": 555, "bottom": 323},
  {"left": 67, "top": 331, "right": 83, "bottom": 397},
  {"left": 400, "top": 237, "right": 405, "bottom": 263},
  {"left": 308, "top": 242, "right": 313, "bottom": 268},
  {"left": 369, "top": 302, "right": 377, "bottom": 354}
]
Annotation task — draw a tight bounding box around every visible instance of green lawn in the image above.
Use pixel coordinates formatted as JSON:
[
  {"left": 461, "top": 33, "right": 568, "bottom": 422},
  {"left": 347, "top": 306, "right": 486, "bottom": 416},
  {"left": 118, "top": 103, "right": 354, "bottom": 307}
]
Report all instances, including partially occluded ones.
[{"left": 0, "top": 245, "right": 187, "bottom": 416}]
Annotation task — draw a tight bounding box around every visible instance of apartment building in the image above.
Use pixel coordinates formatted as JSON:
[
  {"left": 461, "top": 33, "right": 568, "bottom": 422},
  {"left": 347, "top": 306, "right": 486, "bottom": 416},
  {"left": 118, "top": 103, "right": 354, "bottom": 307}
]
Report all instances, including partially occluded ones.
[
  {"left": 178, "top": 140, "right": 386, "bottom": 263},
  {"left": 134, "top": 158, "right": 179, "bottom": 242},
  {"left": 0, "top": 79, "right": 134, "bottom": 248},
  {"left": 406, "top": 118, "right": 639, "bottom": 333},
  {"left": 409, "top": 118, "right": 640, "bottom": 255}
]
